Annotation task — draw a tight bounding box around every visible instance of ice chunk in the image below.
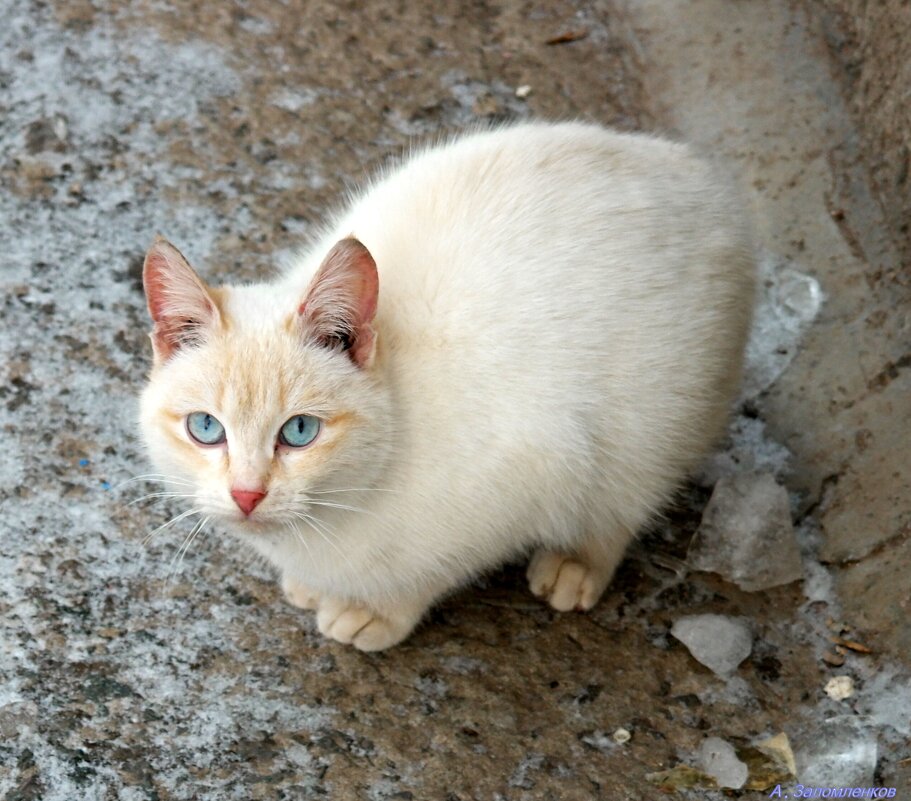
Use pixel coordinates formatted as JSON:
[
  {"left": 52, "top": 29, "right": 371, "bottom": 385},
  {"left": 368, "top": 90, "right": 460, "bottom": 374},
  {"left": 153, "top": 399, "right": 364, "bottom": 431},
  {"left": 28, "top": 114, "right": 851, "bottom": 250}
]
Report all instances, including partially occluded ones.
[
  {"left": 795, "top": 715, "right": 878, "bottom": 785},
  {"left": 698, "top": 737, "right": 748, "bottom": 789},
  {"left": 856, "top": 670, "right": 911, "bottom": 736},
  {"left": 671, "top": 614, "right": 752, "bottom": 676},
  {"left": 688, "top": 472, "right": 804, "bottom": 591},
  {"left": 743, "top": 251, "right": 823, "bottom": 397},
  {"left": 696, "top": 415, "right": 792, "bottom": 486}
]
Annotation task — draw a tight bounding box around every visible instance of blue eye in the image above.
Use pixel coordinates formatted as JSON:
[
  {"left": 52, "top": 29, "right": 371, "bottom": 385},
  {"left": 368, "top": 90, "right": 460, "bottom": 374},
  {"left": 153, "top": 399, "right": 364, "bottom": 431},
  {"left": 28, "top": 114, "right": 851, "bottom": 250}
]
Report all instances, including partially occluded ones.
[
  {"left": 186, "top": 412, "right": 226, "bottom": 445},
  {"left": 279, "top": 415, "right": 321, "bottom": 448}
]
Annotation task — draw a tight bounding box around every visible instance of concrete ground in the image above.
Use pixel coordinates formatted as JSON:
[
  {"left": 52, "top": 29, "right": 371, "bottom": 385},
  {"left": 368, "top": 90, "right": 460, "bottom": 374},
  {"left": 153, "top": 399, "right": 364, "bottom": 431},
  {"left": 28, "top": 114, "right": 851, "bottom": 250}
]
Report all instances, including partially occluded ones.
[{"left": 0, "top": 1, "right": 907, "bottom": 798}]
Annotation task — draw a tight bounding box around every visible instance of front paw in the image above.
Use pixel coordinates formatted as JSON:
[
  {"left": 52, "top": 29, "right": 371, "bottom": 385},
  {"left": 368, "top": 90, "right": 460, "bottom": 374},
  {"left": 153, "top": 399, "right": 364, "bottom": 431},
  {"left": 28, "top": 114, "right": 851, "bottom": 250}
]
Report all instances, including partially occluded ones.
[
  {"left": 527, "top": 550, "right": 612, "bottom": 612},
  {"left": 316, "top": 597, "right": 420, "bottom": 652},
  {"left": 281, "top": 575, "right": 321, "bottom": 610}
]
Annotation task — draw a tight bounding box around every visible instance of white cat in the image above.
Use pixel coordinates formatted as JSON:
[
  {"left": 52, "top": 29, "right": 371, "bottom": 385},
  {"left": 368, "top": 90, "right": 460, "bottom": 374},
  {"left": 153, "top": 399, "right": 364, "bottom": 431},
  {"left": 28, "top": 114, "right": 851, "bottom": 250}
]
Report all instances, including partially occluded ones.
[{"left": 139, "top": 121, "right": 755, "bottom": 651}]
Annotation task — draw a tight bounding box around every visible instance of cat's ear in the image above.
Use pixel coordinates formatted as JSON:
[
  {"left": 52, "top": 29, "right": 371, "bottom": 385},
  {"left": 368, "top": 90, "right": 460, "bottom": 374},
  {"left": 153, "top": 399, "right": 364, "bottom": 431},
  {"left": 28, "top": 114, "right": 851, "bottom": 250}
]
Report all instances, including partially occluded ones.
[
  {"left": 142, "top": 236, "right": 222, "bottom": 363},
  {"left": 298, "top": 238, "right": 379, "bottom": 368}
]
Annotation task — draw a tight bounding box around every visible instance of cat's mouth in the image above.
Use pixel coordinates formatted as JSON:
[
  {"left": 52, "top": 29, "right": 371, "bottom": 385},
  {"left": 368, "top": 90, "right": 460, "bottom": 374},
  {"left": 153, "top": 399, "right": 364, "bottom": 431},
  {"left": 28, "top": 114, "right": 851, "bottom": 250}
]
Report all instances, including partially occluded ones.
[
  {"left": 227, "top": 506, "right": 333, "bottom": 542},
  {"left": 233, "top": 510, "right": 274, "bottom": 531},
  {"left": 220, "top": 502, "right": 307, "bottom": 534}
]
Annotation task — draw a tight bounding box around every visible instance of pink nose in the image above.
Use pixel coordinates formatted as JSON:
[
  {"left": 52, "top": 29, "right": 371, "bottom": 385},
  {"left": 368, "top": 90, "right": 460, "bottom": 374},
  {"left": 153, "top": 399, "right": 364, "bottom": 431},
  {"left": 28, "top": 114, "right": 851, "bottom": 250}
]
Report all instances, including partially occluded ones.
[{"left": 231, "top": 488, "right": 267, "bottom": 516}]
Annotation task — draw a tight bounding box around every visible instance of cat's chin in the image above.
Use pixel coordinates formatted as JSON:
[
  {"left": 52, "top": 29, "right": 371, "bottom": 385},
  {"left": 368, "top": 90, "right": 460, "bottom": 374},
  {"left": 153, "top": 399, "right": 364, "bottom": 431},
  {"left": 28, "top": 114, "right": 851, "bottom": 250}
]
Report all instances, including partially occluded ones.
[{"left": 219, "top": 513, "right": 279, "bottom": 537}]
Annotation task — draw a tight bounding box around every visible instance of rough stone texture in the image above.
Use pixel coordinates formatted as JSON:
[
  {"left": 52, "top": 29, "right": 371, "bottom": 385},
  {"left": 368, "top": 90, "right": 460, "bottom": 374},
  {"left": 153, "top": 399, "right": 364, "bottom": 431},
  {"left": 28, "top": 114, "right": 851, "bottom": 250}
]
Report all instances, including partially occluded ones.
[
  {"left": 624, "top": 0, "right": 911, "bottom": 667},
  {"left": 836, "top": 534, "right": 911, "bottom": 661},
  {"left": 2, "top": 0, "right": 910, "bottom": 797},
  {"left": 820, "top": 0, "right": 911, "bottom": 268},
  {"left": 813, "top": 0, "right": 911, "bottom": 668},
  {"left": 818, "top": 369, "right": 911, "bottom": 564}
]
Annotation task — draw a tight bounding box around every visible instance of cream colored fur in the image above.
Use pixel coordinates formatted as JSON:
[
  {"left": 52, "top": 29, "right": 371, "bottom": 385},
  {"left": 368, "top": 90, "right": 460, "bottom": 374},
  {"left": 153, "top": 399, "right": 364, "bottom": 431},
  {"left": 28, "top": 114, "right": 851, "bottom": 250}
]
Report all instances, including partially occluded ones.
[{"left": 139, "top": 122, "right": 755, "bottom": 651}]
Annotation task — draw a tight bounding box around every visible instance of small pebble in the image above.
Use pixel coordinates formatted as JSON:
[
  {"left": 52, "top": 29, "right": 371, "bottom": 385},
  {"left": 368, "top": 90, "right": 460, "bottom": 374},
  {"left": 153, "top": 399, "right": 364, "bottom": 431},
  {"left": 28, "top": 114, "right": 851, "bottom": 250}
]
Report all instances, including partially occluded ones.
[
  {"left": 824, "top": 675, "right": 855, "bottom": 701},
  {"left": 822, "top": 650, "right": 846, "bottom": 667},
  {"left": 612, "top": 727, "right": 631, "bottom": 744},
  {"left": 515, "top": 84, "right": 532, "bottom": 99}
]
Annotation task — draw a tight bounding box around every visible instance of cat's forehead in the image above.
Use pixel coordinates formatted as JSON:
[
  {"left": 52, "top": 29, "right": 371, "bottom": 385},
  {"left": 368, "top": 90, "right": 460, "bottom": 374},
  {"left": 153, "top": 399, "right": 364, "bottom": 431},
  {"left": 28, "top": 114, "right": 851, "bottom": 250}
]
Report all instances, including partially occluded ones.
[
  {"left": 161, "top": 295, "right": 329, "bottom": 412},
  {"left": 220, "top": 283, "right": 295, "bottom": 330},
  {"left": 210, "top": 330, "right": 333, "bottom": 419}
]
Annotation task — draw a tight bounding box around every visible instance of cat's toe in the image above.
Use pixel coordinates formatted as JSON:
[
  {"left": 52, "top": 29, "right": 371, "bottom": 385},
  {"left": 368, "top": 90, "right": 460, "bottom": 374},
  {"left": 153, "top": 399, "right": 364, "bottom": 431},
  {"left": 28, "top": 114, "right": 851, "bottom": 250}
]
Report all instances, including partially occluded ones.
[
  {"left": 350, "top": 617, "right": 410, "bottom": 652},
  {"left": 527, "top": 550, "right": 608, "bottom": 612},
  {"left": 316, "top": 600, "right": 411, "bottom": 652},
  {"left": 317, "top": 602, "right": 374, "bottom": 644},
  {"left": 281, "top": 576, "right": 320, "bottom": 610}
]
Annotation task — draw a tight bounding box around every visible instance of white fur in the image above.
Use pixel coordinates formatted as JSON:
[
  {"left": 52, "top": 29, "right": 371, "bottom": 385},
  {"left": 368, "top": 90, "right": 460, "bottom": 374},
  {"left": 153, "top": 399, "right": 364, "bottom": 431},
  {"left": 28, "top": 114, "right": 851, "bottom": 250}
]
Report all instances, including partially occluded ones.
[{"left": 140, "top": 122, "right": 755, "bottom": 650}]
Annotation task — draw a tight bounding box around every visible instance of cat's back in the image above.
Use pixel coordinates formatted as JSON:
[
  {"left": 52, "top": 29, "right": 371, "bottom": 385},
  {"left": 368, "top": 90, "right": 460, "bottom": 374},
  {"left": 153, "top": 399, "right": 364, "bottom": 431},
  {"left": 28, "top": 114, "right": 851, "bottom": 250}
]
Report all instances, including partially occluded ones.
[
  {"left": 316, "top": 122, "right": 751, "bottom": 364},
  {"left": 327, "top": 123, "right": 749, "bottom": 326}
]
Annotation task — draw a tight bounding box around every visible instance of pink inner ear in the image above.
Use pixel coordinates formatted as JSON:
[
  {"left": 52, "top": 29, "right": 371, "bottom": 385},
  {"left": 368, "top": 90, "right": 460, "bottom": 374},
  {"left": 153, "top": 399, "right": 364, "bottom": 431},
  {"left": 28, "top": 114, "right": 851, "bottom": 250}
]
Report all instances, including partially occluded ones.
[
  {"left": 299, "top": 238, "right": 379, "bottom": 368},
  {"left": 144, "top": 252, "right": 179, "bottom": 323},
  {"left": 143, "top": 238, "right": 219, "bottom": 361}
]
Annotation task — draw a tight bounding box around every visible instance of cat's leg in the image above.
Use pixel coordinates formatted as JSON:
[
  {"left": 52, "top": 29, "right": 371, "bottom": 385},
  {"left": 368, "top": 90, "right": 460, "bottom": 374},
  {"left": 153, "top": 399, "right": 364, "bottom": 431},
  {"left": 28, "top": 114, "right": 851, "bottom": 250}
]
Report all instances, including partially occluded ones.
[
  {"left": 315, "top": 591, "right": 432, "bottom": 652},
  {"left": 527, "top": 534, "right": 627, "bottom": 612},
  {"left": 281, "top": 574, "right": 321, "bottom": 611}
]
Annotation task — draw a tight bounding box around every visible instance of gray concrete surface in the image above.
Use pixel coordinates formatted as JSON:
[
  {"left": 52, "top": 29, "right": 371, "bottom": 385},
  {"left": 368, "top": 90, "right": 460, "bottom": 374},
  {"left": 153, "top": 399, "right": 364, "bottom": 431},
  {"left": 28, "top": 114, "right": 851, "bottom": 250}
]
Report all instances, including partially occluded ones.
[
  {"left": 0, "top": 1, "right": 908, "bottom": 798},
  {"left": 625, "top": 0, "right": 911, "bottom": 659},
  {"left": 819, "top": 0, "right": 911, "bottom": 270}
]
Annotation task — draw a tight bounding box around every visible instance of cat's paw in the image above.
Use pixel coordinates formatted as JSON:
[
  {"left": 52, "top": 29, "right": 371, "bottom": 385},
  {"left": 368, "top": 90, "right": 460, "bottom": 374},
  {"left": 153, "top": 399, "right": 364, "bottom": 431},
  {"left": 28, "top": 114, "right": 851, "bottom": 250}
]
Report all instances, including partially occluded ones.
[
  {"left": 527, "top": 550, "right": 611, "bottom": 612},
  {"left": 281, "top": 576, "right": 321, "bottom": 610},
  {"left": 316, "top": 598, "right": 417, "bottom": 652}
]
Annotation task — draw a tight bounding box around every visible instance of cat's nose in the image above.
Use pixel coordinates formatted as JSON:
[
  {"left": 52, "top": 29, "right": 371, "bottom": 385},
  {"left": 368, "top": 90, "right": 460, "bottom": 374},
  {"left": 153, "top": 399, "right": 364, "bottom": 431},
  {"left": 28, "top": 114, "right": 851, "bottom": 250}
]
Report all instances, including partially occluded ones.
[{"left": 231, "top": 488, "right": 267, "bottom": 516}]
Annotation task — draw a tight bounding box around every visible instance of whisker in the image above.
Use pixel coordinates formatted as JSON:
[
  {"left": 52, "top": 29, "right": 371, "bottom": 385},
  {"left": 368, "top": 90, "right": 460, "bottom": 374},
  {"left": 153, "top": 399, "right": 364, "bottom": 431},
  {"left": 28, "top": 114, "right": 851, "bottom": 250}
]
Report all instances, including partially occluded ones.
[
  {"left": 308, "top": 487, "right": 397, "bottom": 496},
  {"left": 286, "top": 519, "right": 314, "bottom": 562},
  {"left": 128, "top": 492, "right": 201, "bottom": 507},
  {"left": 294, "top": 510, "right": 336, "bottom": 542},
  {"left": 291, "top": 511, "right": 368, "bottom": 598},
  {"left": 168, "top": 518, "right": 201, "bottom": 578},
  {"left": 292, "top": 497, "right": 373, "bottom": 516},
  {"left": 115, "top": 474, "right": 195, "bottom": 490},
  {"left": 168, "top": 515, "right": 210, "bottom": 579},
  {"left": 308, "top": 501, "right": 371, "bottom": 514},
  {"left": 179, "top": 515, "right": 209, "bottom": 570},
  {"left": 142, "top": 507, "right": 202, "bottom": 546}
]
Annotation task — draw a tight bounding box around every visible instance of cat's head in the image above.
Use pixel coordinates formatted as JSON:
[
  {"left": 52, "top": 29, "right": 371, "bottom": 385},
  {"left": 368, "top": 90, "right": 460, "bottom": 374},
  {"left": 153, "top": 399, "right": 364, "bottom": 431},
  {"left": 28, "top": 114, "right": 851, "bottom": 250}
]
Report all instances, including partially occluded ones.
[{"left": 138, "top": 236, "right": 392, "bottom": 534}]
